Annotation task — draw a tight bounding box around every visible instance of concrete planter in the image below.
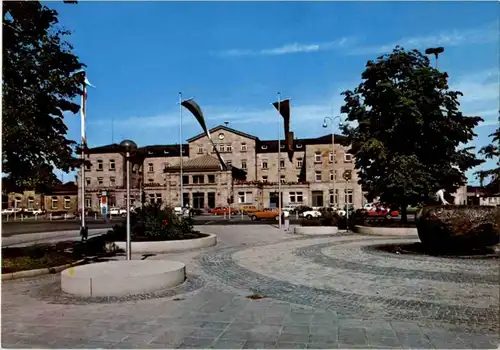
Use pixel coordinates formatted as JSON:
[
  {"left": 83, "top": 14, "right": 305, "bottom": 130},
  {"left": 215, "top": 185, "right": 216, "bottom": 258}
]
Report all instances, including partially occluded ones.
[
  {"left": 2, "top": 259, "right": 86, "bottom": 281},
  {"left": 61, "top": 260, "right": 186, "bottom": 297},
  {"left": 355, "top": 225, "right": 418, "bottom": 236},
  {"left": 114, "top": 233, "right": 217, "bottom": 254},
  {"left": 294, "top": 226, "right": 339, "bottom": 235}
]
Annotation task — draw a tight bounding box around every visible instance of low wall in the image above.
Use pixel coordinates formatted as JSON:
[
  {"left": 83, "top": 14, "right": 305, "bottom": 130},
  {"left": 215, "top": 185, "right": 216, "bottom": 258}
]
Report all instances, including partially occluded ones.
[
  {"left": 355, "top": 225, "right": 418, "bottom": 236},
  {"left": 114, "top": 233, "right": 217, "bottom": 254},
  {"left": 294, "top": 226, "right": 339, "bottom": 235}
]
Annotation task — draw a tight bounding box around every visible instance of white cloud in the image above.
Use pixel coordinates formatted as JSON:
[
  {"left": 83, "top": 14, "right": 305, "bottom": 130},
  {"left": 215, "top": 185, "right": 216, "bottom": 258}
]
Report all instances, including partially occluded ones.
[
  {"left": 349, "top": 21, "right": 499, "bottom": 55},
  {"left": 217, "top": 37, "right": 352, "bottom": 57}
]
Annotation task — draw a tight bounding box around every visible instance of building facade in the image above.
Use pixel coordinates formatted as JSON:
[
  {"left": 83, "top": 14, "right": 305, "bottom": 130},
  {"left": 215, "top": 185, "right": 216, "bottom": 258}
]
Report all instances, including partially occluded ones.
[{"left": 78, "top": 125, "right": 364, "bottom": 211}]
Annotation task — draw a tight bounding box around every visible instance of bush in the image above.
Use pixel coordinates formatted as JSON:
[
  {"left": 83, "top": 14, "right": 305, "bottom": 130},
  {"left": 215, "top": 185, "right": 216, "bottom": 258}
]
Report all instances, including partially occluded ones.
[
  {"left": 107, "top": 203, "right": 200, "bottom": 242},
  {"left": 301, "top": 212, "right": 339, "bottom": 227}
]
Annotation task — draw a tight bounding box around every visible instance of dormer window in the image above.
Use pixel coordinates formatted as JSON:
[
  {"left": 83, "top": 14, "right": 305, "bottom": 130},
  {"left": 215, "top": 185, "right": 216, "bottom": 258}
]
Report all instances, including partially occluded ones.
[
  {"left": 148, "top": 151, "right": 154, "bottom": 155},
  {"left": 261, "top": 145, "right": 268, "bottom": 150},
  {"left": 297, "top": 144, "right": 303, "bottom": 149},
  {"left": 280, "top": 144, "right": 285, "bottom": 149},
  {"left": 163, "top": 150, "right": 169, "bottom": 155}
]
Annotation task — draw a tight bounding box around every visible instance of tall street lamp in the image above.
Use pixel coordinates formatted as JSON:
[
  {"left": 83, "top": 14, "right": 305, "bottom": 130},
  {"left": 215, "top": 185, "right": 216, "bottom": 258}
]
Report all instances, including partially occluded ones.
[
  {"left": 120, "top": 139, "right": 137, "bottom": 261},
  {"left": 323, "top": 115, "right": 343, "bottom": 209}
]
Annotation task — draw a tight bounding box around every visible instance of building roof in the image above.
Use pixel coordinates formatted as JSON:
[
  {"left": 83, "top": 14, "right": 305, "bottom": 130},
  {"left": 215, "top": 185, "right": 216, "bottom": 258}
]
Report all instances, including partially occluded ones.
[
  {"left": 187, "top": 125, "right": 258, "bottom": 143},
  {"left": 137, "top": 144, "right": 189, "bottom": 158},
  {"left": 256, "top": 133, "right": 348, "bottom": 153},
  {"left": 45, "top": 182, "right": 78, "bottom": 195},
  {"left": 167, "top": 155, "right": 222, "bottom": 171}
]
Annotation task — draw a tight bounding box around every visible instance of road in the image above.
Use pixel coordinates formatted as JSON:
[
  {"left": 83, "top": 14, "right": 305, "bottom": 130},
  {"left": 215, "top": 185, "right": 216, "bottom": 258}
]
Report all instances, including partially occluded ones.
[{"left": 2, "top": 214, "right": 415, "bottom": 236}]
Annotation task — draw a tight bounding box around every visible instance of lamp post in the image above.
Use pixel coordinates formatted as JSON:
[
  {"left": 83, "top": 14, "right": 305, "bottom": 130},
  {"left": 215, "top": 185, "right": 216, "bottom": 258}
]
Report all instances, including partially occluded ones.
[
  {"left": 323, "top": 115, "right": 342, "bottom": 209},
  {"left": 120, "top": 139, "right": 137, "bottom": 261}
]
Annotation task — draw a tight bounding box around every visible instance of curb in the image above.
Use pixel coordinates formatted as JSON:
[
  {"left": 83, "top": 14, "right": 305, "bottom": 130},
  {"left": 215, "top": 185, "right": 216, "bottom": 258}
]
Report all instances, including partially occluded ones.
[
  {"left": 2, "top": 259, "right": 87, "bottom": 281},
  {"left": 354, "top": 225, "right": 418, "bottom": 236}
]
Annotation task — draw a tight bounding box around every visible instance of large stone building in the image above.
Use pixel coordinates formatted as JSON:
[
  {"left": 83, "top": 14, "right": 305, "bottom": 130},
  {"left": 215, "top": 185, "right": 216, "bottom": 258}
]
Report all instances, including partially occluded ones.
[{"left": 78, "top": 125, "right": 363, "bottom": 211}]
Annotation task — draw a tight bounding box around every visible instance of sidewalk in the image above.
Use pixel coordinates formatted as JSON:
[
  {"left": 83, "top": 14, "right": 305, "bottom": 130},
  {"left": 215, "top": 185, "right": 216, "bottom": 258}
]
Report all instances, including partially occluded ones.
[{"left": 2, "top": 229, "right": 107, "bottom": 247}]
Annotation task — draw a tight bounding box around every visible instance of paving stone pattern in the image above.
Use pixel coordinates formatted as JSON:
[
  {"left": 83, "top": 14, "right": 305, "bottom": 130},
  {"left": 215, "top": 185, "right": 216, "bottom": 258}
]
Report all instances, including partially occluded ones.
[{"left": 2, "top": 225, "right": 499, "bottom": 349}]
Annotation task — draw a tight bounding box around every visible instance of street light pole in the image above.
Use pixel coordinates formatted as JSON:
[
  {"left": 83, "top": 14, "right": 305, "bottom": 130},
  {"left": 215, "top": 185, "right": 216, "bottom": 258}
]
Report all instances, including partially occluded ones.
[
  {"left": 323, "top": 115, "right": 342, "bottom": 209},
  {"left": 120, "top": 139, "right": 137, "bottom": 261}
]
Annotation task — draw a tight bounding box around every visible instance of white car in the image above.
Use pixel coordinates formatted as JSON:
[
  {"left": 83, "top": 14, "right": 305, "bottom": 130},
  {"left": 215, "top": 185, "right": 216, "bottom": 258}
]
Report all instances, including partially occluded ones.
[
  {"left": 301, "top": 210, "right": 322, "bottom": 220},
  {"left": 281, "top": 206, "right": 296, "bottom": 213},
  {"left": 109, "top": 207, "right": 127, "bottom": 216},
  {"left": 2, "top": 208, "right": 21, "bottom": 215}
]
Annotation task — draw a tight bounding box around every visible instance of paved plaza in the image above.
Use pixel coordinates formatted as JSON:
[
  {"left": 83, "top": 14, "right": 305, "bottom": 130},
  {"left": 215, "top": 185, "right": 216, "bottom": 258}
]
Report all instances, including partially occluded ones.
[{"left": 2, "top": 225, "right": 499, "bottom": 349}]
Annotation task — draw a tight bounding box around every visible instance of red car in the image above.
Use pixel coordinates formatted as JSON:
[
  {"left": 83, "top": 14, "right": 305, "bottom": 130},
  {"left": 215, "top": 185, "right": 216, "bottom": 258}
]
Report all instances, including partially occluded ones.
[
  {"left": 210, "top": 206, "right": 239, "bottom": 215},
  {"left": 360, "top": 205, "right": 399, "bottom": 219}
]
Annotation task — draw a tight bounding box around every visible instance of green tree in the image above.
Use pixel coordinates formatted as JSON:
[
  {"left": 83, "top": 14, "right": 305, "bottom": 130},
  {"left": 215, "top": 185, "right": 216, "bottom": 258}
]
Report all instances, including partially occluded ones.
[
  {"left": 340, "top": 46, "right": 483, "bottom": 221},
  {"left": 2, "top": 1, "right": 84, "bottom": 189},
  {"left": 476, "top": 117, "right": 500, "bottom": 194}
]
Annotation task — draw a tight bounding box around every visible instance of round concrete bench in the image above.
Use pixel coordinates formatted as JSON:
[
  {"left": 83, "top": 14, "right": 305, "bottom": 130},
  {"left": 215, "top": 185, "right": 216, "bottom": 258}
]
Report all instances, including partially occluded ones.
[
  {"left": 61, "top": 260, "right": 186, "bottom": 297},
  {"left": 114, "top": 233, "right": 217, "bottom": 254},
  {"left": 294, "top": 226, "right": 339, "bottom": 235},
  {"left": 355, "top": 225, "right": 418, "bottom": 236}
]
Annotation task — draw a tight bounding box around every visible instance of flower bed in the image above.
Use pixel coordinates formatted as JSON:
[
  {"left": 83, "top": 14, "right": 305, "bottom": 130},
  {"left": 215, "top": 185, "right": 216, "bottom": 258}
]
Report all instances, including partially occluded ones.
[{"left": 2, "top": 236, "right": 121, "bottom": 274}]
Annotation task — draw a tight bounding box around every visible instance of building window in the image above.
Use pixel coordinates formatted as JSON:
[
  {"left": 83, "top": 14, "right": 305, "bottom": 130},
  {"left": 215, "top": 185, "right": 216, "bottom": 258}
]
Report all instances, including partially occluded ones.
[
  {"left": 219, "top": 144, "right": 225, "bottom": 152},
  {"left": 193, "top": 175, "right": 204, "bottom": 184},
  {"left": 148, "top": 193, "right": 162, "bottom": 204},
  {"left": 315, "top": 171, "right": 322, "bottom": 182},
  {"left": 85, "top": 162, "right": 92, "bottom": 171},
  {"left": 241, "top": 160, "right": 247, "bottom": 169},
  {"left": 148, "top": 178, "right": 154, "bottom": 183},
  {"left": 344, "top": 189, "right": 353, "bottom": 204},
  {"left": 329, "top": 189, "right": 339, "bottom": 205},
  {"left": 280, "top": 175, "right": 286, "bottom": 184},
  {"left": 132, "top": 164, "right": 137, "bottom": 173},
  {"left": 330, "top": 171, "right": 335, "bottom": 181},
  {"left": 261, "top": 145, "right": 268, "bottom": 150},
  {"left": 280, "top": 159, "right": 285, "bottom": 169},
  {"left": 198, "top": 146, "right": 203, "bottom": 154},
  {"left": 97, "top": 159, "right": 103, "bottom": 171},
  {"left": 109, "top": 159, "right": 116, "bottom": 170},
  {"left": 27, "top": 197, "right": 34, "bottom": 209},
  {"left": 148, "top": 163, "right": 154, "bottom": 173},
  {"left": 226, "top": 144, "right": 232, "bottom": 152},
  {"left": 51, "top": 197, "right": 58, "bottom": 210},
  {"left": 262, "top": 176, "right": 268, "bottom": 182},
  {"left": 208, "top": 175, "right": 215, "bottom": 183},
  {"left": 296, "top": 158, "right": 303, "bottom": 168},
  {"left": 97, "top": 177, "right": 103, "bottom": 185},
  {"left": 345, "top": 154, "right": 353, "bottom": 162},
  {"left": 241, "top": 143, "right": 247, "bottom": 152},
  {"left": 85, "top": 177, "right": 91, "bottom": 186},
  {"left": 238, "top": 192, "right": 246, "bottom": 204},
  {"left": 85, "top": 197, "right": 92, "bottom": 208},
  {"left": 110, "top": 177, "right": 116, "bottom": 186},
  {"left": 182, "top": 175, "right": 189, "bottom": 184},
  {"left": 156, "top": 193, "right": 163, "bottom": 204},
  {"left": 314, "top": 152, "right": 321, "bottom": 163},
  {"left": 64, "top": 196, "right": 71, "bottom": 209},
  {"left": 329, "top": 152, "right": 334, "bottom": 163},
  {"left": 246, "top": 191, "right": 253, "bottom": 203},
  {"left": 289, "top": 191, "right": 303, "bottom": 203},
  {"left": 262, "top": 159, "right": 268, "bottom": 169}
]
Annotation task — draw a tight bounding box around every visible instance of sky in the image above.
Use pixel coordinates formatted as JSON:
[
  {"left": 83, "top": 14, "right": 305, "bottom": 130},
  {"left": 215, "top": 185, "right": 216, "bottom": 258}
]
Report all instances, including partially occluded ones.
[{"left": 49, "top": 1, "right": 499, "bottom": 185}]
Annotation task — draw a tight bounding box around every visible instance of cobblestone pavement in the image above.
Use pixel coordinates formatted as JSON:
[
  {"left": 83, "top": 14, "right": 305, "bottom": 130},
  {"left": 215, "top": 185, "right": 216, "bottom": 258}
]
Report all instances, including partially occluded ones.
[{"left": 2, "top": 226, "right": 499, "bottom": 349}]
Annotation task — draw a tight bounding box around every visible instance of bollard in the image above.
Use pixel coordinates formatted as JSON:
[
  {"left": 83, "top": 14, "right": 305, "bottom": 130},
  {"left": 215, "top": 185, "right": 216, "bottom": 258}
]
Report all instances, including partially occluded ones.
[
  {"left": 64, "top": 213, "right": 67, "bottom": 220},
  {"left": 241, "top": 211, "right": 244, "bottom": 220},
  {"left": 6, "top": 214, "right": 8, "bottom": 222},
  {"left": 296, "top": 211, "right": 299, "bottom": 220},
  {"left": 35, "top": 214, "right": 38, "bottom": 221},
  {"left": 21, "top": 214, "right": 24, "bottom": 222},
  {"left": 95, "top": 213, "right": 97, "bottom": 220},
  {"left": 50, "top": 213, "right": 52, "bottom": 221},
  {"left": 223, "top": 212, "right": 226, "bottom": 220}
]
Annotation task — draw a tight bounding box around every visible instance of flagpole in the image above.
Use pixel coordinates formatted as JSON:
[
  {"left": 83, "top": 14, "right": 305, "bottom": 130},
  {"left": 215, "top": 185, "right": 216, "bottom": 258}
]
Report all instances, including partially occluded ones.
[
  {"left": 80, "top": 80, "right": 87, "bottom": 239},
  {"left": 179, "top": 92, "right": 184, "bottom": 208},
  {"left": 277, "top": 92, "right": 282, "bottom": 230}
]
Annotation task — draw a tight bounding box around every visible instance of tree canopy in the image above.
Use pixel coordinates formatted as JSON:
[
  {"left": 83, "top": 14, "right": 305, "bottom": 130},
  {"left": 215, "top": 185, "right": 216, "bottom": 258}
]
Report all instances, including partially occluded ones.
[
  {"left": 2, "top": 1, "right": 84, "bottom": 189},
  {"left": 476, "top": 117, "right": 499, "bottom": 194},
  {"left": 340, "top": 46, "right": 483, "bottom": 218}
]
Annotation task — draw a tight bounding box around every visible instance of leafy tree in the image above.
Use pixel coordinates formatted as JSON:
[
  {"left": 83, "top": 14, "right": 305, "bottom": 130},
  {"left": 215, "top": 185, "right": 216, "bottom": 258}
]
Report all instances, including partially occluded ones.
[
  {"left": 340, "top": 46, "right": 483, "bottom": 221},
  {"left": 2, "top": 1, "right": 85, "bottom": 189},
  {"left": 476, "top": 117, "right": 500, "bottom": 194}
]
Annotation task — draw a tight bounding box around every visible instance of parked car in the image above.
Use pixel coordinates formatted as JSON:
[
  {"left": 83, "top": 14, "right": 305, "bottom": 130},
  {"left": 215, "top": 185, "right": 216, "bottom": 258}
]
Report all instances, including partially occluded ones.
[
  {"left": 249, "top": 208, "right": 288, "bottom": 221},
  {"left": 109, "top": 207, "right": 127, "bottom": 216},
  {"left": 300, "top": 209, "right": 322, "bottom": 220},
  {"left": 23, "top": 209, "right": 43, "bottom": 215},
  {"left": 2, "top": 208, "right": 21, "bottom": 215},
  {"left": 281, "top": 206, "right": 297, "bottom": 214},
  {"left": 49, "top": 211, "right": 76, "bottom": 220},
  {"left": 359, "top": 205, "right": 399, "bottom": 219},
  {"left": 211, "top": 207, "right": 239, "bottom": 215},
  {"left": 240, "top": 205, "right": 260, "bottom": 215},
  {"left": 336, "top": 204, "right": 355, "bottom": 217},
  {"left": 294, "top": 205, "right": 313, "bottom": 214}
]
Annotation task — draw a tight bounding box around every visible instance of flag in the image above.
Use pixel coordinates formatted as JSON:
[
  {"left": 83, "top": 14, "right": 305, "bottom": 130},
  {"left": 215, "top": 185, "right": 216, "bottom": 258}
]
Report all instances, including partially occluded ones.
[
  {"left": 181, "top": 99, "right": 228, "bottom": 171},
  {"left": 272, "top": 98, "right": 294, "bottom": 161}
]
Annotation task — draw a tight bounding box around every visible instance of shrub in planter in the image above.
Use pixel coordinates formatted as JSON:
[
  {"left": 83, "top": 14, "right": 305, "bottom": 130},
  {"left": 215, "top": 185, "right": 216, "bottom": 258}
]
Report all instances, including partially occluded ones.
[
  {"left": 107, "top": 203, "right": 201, "bottom": 242},
  {"left": 416, "top": 205, "right": 500, "bottom": 252}
]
